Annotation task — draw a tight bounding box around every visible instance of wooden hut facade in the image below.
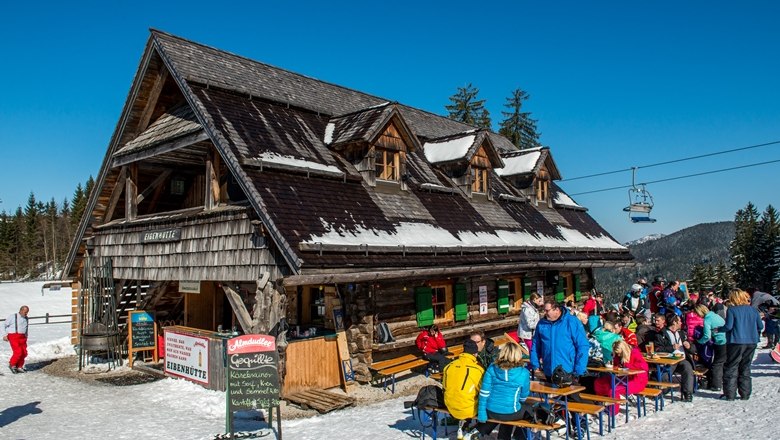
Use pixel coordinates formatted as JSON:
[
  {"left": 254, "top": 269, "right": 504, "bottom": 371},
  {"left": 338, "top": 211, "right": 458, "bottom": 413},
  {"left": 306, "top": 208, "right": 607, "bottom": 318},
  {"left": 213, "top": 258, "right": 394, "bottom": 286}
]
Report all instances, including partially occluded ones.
[{"left": 64, "top": 30, "right": 633, "bottom": 393}]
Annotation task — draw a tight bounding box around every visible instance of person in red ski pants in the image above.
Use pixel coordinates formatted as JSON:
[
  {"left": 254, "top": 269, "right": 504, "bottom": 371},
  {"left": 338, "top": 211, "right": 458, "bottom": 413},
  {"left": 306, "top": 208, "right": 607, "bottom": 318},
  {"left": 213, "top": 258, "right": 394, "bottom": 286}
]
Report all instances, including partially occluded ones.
[{"left": 3, "top": 305, "right": 30, "bottom": 373}]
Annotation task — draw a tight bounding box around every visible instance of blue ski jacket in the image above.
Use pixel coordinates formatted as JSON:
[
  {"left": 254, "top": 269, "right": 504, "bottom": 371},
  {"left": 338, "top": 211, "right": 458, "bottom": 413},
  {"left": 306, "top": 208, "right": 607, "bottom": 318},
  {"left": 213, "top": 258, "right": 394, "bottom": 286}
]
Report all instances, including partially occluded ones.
[
  {"left": 721, "top": 305, "right": 763, "bottom": 344},
  {"left": 530, "top": 312, "right": 590, "bottom": 377},
  {"left": 477, "top": 363, "right": 531, "bottom": 422}
]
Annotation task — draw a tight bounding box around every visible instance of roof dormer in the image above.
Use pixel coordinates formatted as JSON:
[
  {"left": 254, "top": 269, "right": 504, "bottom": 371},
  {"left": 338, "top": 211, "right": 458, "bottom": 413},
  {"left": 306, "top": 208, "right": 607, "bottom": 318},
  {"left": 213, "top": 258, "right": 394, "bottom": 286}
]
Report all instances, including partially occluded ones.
[
  {"left": 423, "top": 130, "right": 503, "bottom": 199},
  {"left": 325, "top": 103, "right": 420, "bottom": 190},
  {"left": 496, "top": 147, "right": 561, "bottom": 207}
]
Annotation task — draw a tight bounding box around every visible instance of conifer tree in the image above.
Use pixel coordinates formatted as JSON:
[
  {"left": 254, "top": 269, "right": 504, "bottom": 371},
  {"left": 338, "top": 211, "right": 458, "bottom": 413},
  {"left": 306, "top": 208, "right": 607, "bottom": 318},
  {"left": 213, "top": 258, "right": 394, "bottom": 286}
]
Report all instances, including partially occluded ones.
[
  {"left": 714, "top": 262, "right": 734, "bottom": 297},
  {"left": 445, "top": 83, "right": 489, "bottom": 126},
  {"left": 757, "top": 205, "right": 780, "bottom": 292},
  {"left": 730, "top": 202, "right": 761, "bottom": 288},
  {"left": 477, "top": 108, "right": 492, "bottom": 130},
  {"left": 498, "top": 88, "right": 541, "bottom": 149}
]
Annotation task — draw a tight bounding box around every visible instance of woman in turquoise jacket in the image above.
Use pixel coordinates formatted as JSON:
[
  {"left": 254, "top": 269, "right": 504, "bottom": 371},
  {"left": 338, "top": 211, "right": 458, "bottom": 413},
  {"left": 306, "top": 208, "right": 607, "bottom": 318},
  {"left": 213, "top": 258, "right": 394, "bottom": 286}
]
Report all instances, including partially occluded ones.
[
  {"left": 593, "top": 321, "right": 623, "bottom": 363},
  {"left": 468, "top": 343, "right": 531, "bottom": 440},
  {"left": 694, "top": 304, "right": 726, "bottom": 391}
]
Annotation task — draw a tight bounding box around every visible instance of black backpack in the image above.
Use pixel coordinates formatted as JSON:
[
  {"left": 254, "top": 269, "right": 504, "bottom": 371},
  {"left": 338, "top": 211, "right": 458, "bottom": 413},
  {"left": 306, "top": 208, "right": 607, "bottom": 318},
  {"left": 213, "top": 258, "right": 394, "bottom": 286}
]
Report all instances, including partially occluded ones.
[
  {"left": 377, "top": 321, "right": 395, "bottom": 344},
  {"left": 404, "top": 385, "right": 445, "bottom": 410}
]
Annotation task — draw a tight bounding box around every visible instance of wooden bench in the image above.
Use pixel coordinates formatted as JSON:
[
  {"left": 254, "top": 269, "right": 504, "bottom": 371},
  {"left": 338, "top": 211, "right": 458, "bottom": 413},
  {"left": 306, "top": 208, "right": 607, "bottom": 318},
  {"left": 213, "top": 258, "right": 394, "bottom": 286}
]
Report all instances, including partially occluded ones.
[
  {"left": 566, "top": 402, "right": 606, "bottom": 439},
  {"left": 636, "top": 388, "right": 663, "bottom": 415},
  {"left": 418, "top": 406, "right": 564, "bottom": 440},
  {"left": 370, "top": 354, "right": 433, "bottom": 394},
  {"left": 646, "top": 380, "right": 680, "bottom": 405},
  {"left": 579, "top": 393, "right": 628, "bottom": 431}
]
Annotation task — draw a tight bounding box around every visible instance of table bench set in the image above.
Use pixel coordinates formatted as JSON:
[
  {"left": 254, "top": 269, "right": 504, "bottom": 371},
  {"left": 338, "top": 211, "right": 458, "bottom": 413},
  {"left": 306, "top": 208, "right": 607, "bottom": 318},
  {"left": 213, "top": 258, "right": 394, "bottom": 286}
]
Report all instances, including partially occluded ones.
[{"left": 412, "top": 352, "right": 696, "bottom": 440}]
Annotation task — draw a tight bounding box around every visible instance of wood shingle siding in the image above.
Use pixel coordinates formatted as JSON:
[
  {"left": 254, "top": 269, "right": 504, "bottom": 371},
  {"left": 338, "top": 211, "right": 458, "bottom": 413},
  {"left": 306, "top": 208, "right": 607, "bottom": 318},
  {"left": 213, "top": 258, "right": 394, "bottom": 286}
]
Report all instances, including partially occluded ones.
[{"left": 91, "top": 208, "right": 280, "bottom": 281}]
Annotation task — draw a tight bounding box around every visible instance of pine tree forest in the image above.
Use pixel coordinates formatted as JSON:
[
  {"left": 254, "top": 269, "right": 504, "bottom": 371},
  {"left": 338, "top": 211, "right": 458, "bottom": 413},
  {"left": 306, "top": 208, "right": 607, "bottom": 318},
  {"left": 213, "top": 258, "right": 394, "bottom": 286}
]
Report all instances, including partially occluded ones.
[
  {"left": 0, "top": 176, "right": 93, "bottom": 280},
  {"left": 727, "top": 202, "right": 780, "bottom": 293}
]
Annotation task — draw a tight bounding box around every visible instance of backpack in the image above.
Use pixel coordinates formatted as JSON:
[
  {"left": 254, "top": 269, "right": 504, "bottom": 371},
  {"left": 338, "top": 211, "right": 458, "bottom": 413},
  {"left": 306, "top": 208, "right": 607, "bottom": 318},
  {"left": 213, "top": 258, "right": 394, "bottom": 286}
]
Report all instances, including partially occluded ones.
[
  {"left": 518, "top": 401, "right": 556, "bottom": 425},
  {"left": 404, "top": 385, "right": 445, "bottom": 410},
  {"left": 376, "top": 322, "right": 395, "bottom": 344}
]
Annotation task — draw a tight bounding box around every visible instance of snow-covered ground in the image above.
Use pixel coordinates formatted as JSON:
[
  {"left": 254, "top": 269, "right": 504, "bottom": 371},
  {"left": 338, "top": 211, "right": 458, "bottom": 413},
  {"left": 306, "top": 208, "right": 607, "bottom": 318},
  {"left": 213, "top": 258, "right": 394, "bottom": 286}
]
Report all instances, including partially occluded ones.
[{"left": 1, "top": 282, "right": 778, "bottom": 439}]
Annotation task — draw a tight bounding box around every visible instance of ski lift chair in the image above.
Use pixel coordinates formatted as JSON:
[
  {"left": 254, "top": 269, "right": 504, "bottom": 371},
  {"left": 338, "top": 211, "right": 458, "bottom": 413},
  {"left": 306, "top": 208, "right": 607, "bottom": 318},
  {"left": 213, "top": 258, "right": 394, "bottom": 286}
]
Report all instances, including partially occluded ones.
[{"left": 623, "top": 181, "right": 657, "bottom": 223}]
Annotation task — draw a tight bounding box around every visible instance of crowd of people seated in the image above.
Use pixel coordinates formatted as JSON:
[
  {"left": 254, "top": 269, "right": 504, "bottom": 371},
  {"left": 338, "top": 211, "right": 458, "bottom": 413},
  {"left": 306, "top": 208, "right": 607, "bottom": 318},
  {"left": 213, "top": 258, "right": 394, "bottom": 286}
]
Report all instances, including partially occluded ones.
[{"left": 412, "top": 277, "right": 772, "bottom": 439}]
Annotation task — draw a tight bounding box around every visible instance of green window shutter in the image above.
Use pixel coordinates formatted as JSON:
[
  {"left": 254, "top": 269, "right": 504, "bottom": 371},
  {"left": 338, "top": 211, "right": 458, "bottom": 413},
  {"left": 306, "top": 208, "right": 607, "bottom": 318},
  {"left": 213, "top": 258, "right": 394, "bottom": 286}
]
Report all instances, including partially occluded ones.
[
  {"left": 497, "top": 279, "right": 510, "bottom": 314},
  {"left": 415, "top": 287, "right": 434, "bottom": 327},
  {"left": 574, "top": 274, "right": 582, "bottom": 301},
  {"left": 454, "top": 284, "right": 469, "bottom": 321},
  {"left": 555, "top": 277, "right": 566, "bottom": 303},
  {"left": 522, "top": 279, "right": 533, "bottom": 300}
]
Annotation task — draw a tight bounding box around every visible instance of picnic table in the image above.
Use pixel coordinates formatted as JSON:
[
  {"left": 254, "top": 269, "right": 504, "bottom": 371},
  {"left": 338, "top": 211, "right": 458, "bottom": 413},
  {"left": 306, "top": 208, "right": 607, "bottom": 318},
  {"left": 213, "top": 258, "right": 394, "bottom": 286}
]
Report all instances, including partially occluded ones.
[
  {"left": 643, "top": 353, "right": 684, "bottom": 382},
  {"left": 531, "top": 381, "right": 586, "bottom": 440},
  {"left": 586, "top": 366, "right": 645, "bottom": 426}
]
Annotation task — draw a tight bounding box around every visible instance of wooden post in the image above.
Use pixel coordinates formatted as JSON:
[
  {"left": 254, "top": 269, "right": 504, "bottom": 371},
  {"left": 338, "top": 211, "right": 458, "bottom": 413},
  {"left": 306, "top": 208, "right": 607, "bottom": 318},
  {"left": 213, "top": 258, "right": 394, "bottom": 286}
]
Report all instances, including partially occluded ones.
[{"left": 126, "top": 164, "right": 138, "bottom": 220}]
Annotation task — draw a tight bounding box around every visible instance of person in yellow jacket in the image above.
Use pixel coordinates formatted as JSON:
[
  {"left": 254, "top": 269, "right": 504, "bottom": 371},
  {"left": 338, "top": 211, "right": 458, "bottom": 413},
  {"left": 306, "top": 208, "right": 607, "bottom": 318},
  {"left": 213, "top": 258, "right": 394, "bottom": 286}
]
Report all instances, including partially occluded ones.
[{"left": 442, "top": 339, "right": 484, "bottom": 439}]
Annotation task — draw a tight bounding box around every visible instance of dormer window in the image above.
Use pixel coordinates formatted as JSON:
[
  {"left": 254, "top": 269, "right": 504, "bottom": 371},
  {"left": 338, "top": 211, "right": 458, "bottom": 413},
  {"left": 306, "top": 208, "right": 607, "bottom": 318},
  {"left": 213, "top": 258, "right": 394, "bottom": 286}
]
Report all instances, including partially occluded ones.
[
  {"left": 536, "top": 168, "right": 549, "bottom": 203},
  {"left": 472, "top": 167, "right": 488, "bottom": 193},
  {"left": 375, "top": 148, "right": 400, "bottom": 181},
  {"left": 470, "top": 145, "right": 491, "bottom": 195}
]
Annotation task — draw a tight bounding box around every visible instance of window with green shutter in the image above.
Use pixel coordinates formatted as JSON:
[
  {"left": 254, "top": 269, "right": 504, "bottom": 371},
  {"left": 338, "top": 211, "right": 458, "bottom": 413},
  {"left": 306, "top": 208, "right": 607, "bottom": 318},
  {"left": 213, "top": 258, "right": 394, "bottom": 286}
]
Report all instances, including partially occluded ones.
[
  {"left": 497, "top": 279, "right": 510, "bottom": 314},
  {"left": 454, "top": 284, "right": 468, "bottom": 321},
  {"left": 555, "top": 276, "right": 566, "bottom": 303},
  {"left": 415, "top": 286, "right": 434, "bottom": 327},
  {"left": 573, "top": 274, "right": 582, "bottom": 301},
  {"left": 522, "top": 278, "right": 533, "bottom": 300}
]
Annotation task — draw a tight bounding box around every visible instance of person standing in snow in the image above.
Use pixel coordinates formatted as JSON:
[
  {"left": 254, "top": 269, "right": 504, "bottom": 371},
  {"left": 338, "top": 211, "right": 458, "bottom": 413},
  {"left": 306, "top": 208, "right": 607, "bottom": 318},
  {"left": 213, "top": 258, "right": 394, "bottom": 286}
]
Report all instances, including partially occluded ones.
[
  {"left": 517, "top": 293, "right": 543, "bottom": 353},
  {"left": 3, "top": 305, "right": 30, "bottom": 374},
  {"left": 720, "top": 289, "right": 763, "bottom": 401}
]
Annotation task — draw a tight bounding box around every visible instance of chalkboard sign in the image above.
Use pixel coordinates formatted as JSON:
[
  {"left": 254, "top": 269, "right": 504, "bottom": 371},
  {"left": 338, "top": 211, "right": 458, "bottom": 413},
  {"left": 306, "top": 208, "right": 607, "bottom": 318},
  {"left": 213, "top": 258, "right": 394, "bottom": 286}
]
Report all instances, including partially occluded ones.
[
  {"left": 128, "top": 310, "right": 158, "bottom": 367},
  {"left": 226, "top": 334, "right": 280, "bottom": 412}
]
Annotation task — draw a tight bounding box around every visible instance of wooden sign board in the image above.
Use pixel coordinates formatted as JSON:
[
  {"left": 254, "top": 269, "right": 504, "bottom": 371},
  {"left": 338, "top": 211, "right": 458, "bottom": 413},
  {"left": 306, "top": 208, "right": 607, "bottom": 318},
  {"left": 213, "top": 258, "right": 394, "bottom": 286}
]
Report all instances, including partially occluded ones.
[
  {"left": 226, "top": 334, "right": 281, "bottom": 411},
  {"left": 225, "top": 334, "right": 281, "bottom": 437},
  {"left": 128, "top": 310, "right": 158, "bottom": 367}
]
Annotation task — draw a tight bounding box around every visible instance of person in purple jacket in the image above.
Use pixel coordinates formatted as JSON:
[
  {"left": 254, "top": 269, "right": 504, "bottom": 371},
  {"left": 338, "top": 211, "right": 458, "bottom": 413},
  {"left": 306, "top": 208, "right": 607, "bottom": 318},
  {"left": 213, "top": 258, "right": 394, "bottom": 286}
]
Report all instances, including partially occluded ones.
[{"left": 719, "top": 289, "right": 764, "bottom": 401}]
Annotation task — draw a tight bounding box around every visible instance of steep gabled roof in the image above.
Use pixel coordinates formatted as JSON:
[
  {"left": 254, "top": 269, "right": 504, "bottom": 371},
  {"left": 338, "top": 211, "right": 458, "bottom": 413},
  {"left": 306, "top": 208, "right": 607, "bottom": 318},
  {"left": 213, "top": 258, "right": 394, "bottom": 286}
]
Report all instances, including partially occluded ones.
[
  {"left": 326, "top": 103, "right": 422, "bottom": 152},
  {"left": 423, "top": 130, "right": 504, "bottom": 168},
  {"left": 496, "top": 147, "right": 562, "bottom": 180}
]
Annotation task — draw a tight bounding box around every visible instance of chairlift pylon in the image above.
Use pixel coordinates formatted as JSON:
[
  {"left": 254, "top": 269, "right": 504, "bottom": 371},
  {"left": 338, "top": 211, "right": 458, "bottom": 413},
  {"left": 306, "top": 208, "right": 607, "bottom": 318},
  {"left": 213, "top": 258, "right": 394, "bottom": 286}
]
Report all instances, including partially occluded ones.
[{"left": 623, "top": 167, "right": 657, "bottom": 223}]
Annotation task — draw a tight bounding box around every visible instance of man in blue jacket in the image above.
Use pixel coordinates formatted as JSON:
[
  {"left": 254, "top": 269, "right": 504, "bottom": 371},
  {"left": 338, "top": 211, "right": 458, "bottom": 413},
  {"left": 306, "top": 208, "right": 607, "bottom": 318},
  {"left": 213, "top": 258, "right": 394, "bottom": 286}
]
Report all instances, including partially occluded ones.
[
  {"left": 531, "top": 300, "right": 590, "bottom": 380},
  {"left": 530, "top": 300, "right": 590, "bottom": 438}
]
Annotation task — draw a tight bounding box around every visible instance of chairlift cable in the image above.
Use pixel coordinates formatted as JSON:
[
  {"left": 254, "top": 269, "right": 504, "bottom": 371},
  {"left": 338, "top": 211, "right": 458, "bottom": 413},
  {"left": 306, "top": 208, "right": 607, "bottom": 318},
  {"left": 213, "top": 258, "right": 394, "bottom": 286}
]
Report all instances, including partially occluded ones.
[
  {"left": 569, "top": 158, "right": 780, "bottom": 196},
  {"left": 561, "top": 139, "right": 780, "bottom": 182}
]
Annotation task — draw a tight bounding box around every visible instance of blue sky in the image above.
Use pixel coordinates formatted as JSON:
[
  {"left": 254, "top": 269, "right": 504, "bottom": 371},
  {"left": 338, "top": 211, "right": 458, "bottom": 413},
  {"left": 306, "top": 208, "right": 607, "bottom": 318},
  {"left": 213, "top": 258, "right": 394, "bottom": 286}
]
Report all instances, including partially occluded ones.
[{"left": 1, "top": 1, "right": 778, "bottom": 243}]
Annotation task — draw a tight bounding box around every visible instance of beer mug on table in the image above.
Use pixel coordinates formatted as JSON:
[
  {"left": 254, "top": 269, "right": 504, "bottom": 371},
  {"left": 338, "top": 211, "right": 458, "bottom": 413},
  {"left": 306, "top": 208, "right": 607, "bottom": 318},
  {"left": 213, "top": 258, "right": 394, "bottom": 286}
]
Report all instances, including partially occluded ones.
[{"left": 646, "top": 342, "right": 655, "bottom": 356}]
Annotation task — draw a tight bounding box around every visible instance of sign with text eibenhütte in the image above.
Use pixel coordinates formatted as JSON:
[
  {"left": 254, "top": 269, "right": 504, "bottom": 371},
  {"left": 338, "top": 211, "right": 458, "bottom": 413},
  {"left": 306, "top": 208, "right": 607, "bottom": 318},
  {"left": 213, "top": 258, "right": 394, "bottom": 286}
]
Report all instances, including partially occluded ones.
[{"left": 226, "top": 334, "right": 280, "bottom": 411}]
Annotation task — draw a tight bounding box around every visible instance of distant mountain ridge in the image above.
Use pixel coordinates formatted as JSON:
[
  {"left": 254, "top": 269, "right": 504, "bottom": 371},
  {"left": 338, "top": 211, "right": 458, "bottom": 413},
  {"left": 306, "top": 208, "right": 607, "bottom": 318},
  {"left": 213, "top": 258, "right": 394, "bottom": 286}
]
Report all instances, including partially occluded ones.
[
  {"left": 624, "top": 233, "right": 666, "bottom": 247},
  {"left": 595, "top": 221, "right": 735, "bottom": 301}
]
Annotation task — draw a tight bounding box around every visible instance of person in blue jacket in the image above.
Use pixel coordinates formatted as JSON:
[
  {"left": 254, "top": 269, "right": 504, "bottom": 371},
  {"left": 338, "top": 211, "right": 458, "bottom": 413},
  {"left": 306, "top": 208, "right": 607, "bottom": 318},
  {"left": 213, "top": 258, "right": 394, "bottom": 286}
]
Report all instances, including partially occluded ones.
[
  {"left": 467, "top": 343, "right": 531, "bottom": 440},
  {"left": 530, "top": 300, "right": 590, "bottom": 438},
  {"left": 719, "top": 289, "right": 764, "bottom": 401},
  {"left": 530, "top": 300, "right": 590, "bottom": 379}
]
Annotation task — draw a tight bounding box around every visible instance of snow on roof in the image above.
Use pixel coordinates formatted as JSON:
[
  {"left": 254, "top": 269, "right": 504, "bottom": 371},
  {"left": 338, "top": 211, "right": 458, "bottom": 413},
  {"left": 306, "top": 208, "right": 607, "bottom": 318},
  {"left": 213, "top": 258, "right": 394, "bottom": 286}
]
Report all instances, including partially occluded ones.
[
  {"left": 255, "top": 152, "right": 342, "bottom": 174},
  {"left": 423, "top": 134, "right": 476, "bottom": 163},
  {"left": 323, "top": 122, "right": 335, "bottom": 145},
  {"left": 554, "top": 191, "right": 582, "bottom": 208},
  {"left": 305, "top": 220, "right": 626, "bottom": 250},
  {"left": 495, "top": 150, "right": 541, "bottom": 176}
]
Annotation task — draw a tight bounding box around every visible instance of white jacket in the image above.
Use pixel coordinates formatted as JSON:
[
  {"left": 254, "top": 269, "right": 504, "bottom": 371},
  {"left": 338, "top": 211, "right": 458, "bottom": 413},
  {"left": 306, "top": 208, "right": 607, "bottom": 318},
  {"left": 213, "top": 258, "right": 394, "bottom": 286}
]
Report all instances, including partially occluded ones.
[{"left": 517, "top": 302, "right": 540, "bottom": 340}]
